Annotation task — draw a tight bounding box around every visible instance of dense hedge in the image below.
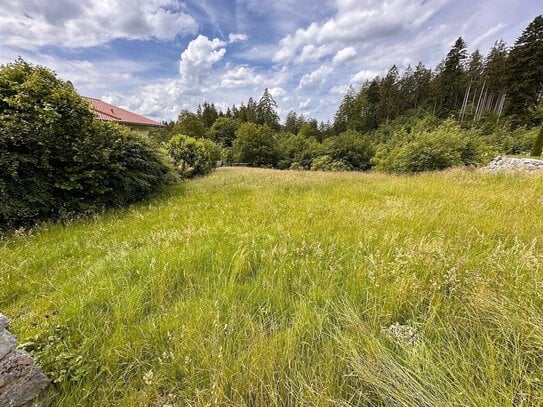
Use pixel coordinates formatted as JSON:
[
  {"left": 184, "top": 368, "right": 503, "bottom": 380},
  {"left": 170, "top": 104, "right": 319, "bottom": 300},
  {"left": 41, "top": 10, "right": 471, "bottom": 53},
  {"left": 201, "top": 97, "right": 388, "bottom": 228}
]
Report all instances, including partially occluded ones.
[{"left": 0, "top": 59, "right": 173, "bottom": 230}]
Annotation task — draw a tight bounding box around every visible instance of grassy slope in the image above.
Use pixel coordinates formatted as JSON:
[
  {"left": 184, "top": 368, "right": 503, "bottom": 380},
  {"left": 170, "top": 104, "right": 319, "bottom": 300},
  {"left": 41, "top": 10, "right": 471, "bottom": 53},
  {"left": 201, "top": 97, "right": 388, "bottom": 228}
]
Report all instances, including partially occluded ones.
[{"left": 1, "top": 168, "right": 543, "bottom": 406}]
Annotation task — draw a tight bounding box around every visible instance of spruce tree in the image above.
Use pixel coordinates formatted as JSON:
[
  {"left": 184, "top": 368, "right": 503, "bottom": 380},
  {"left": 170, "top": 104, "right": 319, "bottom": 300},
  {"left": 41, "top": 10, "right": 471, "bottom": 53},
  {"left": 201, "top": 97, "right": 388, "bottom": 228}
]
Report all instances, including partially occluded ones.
[
  {"left": 505, "top": 15, "right": 543, "bottom": 123},
  {"left": 256, "top": 88, "right": 280, "bottom": 130}
]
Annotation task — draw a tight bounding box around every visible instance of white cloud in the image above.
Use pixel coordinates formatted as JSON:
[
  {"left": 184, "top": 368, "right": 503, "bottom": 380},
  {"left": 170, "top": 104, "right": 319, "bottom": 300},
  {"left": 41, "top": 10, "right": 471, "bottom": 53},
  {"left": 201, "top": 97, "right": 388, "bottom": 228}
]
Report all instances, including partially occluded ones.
[
  {"left": 350, "top": 69, "right": 382, "bottom": 84},
  {"left": 228, "top": 33, "right": 248, "bottom": 43},
  {"left": 329, "top": 84, "right": 350, "bottom": 95},
  {"left": 332, "top": 47, "right": 357, "bottom": 64},
  {"left": 471, "top": 23, "right": 507, "bottom": 49},
  {"left": 0, "top": 0, "right": 198, "bottom": 49},
  {"left": 273, "top": 0, "right": 447, "bottom": 63},
  {"left": 298, "top": 98, "right": 312, "bottom": 111},
  {"left": 298, "top": 65, "right": 333, "bottom": 89},
  {"left": 268, "top": 87, "right": 287, "bottom": 98},
  {"left": 219, "top": 66, "right": 262, "bottom": 88},
  {"left": 101, "top": 34, "right": 281, "bottom": 120},
  {"left": 179, "top": 35, "right": 227, "bottom": 87}
]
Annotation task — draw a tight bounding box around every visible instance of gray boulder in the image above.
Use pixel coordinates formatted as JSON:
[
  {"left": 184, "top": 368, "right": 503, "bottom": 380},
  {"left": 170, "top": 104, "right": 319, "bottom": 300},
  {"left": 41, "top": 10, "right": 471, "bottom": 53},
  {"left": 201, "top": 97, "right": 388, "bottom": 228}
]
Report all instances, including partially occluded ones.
[{"left": 0, "top": 314, "right": 49, "bottom": 407}]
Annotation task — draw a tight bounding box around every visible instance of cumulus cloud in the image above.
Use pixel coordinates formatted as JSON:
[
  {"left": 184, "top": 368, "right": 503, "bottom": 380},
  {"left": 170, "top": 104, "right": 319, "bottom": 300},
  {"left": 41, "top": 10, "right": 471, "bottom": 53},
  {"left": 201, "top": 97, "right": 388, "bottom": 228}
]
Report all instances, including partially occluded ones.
[
  {"left": 298, "top": 65, "right": 333, "bottom": 90},
  {"left": 332, "top": 47, "right": 357, "bottom": 64},
  {"left": 268, "top": 87, "right": 287, "bottom": 98},
  {"left": 102, "top": 34, "right": 282, "bottom": 120},
  {"left": 0, "top": 0, "right": 198, "bottom": 49},
  {"left": 220, "top": 66, "right": 262, "bottom": 88},
  {"left": 350, "top": 69, "right": 382, "bottom": 84},
  {"left": 179, "top": 35, "right": 227, "bottom": 87},
  {"left": 273, "top": 0, "right": 447, "bottom": 63}
]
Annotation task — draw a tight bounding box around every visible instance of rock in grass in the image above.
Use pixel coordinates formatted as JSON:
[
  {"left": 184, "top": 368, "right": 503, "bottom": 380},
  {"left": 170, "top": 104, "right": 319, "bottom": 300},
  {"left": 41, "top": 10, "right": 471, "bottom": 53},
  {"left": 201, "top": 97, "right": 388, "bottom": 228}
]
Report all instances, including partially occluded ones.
[
  {"left": 0, "top": 314, "right": 49, "bottom": 407},
  {"left": 485, "top": 156, "right": 543, "bottom": 172}
]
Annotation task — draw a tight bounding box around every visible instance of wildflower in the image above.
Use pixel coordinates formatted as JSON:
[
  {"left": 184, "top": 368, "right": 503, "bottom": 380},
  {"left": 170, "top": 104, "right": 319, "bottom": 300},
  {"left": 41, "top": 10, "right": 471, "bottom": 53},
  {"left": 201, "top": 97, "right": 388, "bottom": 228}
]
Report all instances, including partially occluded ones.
[
  {"left": 383, "top": 322, "right": 420, "bottom": 346},
  {"left": 143, "top": 370, "right": 154, "bottom": 385}
]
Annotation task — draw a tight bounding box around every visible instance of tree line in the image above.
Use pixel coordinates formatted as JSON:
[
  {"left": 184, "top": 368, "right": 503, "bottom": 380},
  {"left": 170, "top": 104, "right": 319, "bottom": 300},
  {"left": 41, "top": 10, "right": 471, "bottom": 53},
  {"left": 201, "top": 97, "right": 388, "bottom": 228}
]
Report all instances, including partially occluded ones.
[
  {"left": 334, "top": 15, "right": 543, "bottom": 132},
  {"left": 152, "top": 15, "right": 542, "bottom": 166}
]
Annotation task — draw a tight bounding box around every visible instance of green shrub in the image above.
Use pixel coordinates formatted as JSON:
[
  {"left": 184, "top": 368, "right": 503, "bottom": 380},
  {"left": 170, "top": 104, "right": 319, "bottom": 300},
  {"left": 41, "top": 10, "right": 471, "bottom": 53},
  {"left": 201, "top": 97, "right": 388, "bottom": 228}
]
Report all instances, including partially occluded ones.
[
  {"left": 0, "top": 58, "right": 173, "bottom": 230},
  {"left": 373, "top": 121, "right": 490, "bottom": 173},
  {"left": 323, "top": 130, "right": 375, "bottom": 170},
  {"left": 486, "top": 126, "right": 538, "bottom": 155},
  {"left": 166, "top": 134, "right": 217, "bottom": 178},
  {"left": 278, "top": 133, "right": 322, "bottom": 170},
  {"left": 232, "top": 123, "right": 280, "bottom": 167},
  {"left": 310, "top": 155, "right": 352, "bottom": 171}
]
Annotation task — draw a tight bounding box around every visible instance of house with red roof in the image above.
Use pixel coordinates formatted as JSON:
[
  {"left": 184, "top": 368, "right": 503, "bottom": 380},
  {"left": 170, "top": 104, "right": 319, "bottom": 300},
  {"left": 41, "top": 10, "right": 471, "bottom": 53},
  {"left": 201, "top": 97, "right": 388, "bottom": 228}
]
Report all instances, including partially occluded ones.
[{"left": 84, "top": 97, "right": 164, "bottom": 135}]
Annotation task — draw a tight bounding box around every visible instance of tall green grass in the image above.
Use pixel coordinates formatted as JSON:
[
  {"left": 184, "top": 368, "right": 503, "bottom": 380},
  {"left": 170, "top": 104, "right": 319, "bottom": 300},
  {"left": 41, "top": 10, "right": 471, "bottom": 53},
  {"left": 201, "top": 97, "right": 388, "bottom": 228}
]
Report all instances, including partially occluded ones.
[{"left": 1, "top": 168, "right": 542, "bottom": 406}]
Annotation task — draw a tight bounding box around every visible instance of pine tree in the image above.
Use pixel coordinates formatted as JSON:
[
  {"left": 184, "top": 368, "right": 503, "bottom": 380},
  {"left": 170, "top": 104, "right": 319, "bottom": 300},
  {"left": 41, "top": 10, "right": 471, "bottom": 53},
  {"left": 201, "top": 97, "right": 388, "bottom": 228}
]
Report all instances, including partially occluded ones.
[
  {"left": 413, "top": 62, "right": 432, "bottom": 109},
  {"left": 246, "top": 97, "right": 258, "bottom": 123},
  {"left": 377, "top": 65, "right": 400, "bottom": 123},
  {"left": 256, "top": 88, "right": 280, "bottom": 130},
  {"left": 333, "top": 85, "right": 356, "bottom": 134},
  {"left": 285, "top": 111, "right": 300, "bottom": 134},
  {"left": 435, "top": 37, "right": 469, "bottom": 117},
  {"left": 398, "top": 65, "right": 416, "bottom": 113},
  {"left": 505, "top": 15, "right": 543, "bottom": 123}
]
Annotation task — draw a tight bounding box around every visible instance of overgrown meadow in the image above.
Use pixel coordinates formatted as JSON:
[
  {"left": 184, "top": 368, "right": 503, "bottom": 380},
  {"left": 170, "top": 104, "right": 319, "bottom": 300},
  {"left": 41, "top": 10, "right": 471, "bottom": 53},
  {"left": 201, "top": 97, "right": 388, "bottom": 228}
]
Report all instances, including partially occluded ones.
[{"left": 1, "top": 168, "right": 542, "bottom": 406}]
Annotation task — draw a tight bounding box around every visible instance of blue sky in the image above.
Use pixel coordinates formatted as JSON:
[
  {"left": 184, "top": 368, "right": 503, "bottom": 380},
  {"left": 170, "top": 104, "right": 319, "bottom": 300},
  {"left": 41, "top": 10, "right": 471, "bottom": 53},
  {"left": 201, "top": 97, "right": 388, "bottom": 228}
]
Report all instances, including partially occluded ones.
[{"left": 0, "top": 0, "right": 540, "bottom": 122}]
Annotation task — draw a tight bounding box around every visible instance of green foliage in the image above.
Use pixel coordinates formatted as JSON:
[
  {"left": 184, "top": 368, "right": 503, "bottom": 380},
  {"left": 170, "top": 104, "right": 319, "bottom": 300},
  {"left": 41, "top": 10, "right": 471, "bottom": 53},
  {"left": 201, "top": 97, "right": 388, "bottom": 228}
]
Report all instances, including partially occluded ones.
[
  {"left": 232, "top": 123, "right": 280, "bottom": 166},
  {"left": 206, "top": 117, "right": 239, "bottom": 147},
  {"left": 166, "top": 134, "right": 218, "bottom": 178},
  {"left": 323, "top": 130, "right": 375, "bottom": 170},
  {"left": 170, "top": 111, "right": 206, "bottom": 139},
  {"left": 310, "top": 155, "right": 352, "bottom": 171},
  {"left": 80, "top": 122, "right": 175, "bottom": 208},
  {"left": 20, "top": 323, "right": 94, "bottom": 385},
  {"left": 278, "top": 133, "right": 322, "bottom": 170},
  {"left": 531, "top": 126, "right": 543, "bottom": 157},
  {"left": 0, "top": 58, "right": 172, "bottom": 230},
  {"left": 373, "top": 120, "right": 490, "bottom": 173},
  {"left": 485, "top": 125, "right": 538, "bottom": 155}
]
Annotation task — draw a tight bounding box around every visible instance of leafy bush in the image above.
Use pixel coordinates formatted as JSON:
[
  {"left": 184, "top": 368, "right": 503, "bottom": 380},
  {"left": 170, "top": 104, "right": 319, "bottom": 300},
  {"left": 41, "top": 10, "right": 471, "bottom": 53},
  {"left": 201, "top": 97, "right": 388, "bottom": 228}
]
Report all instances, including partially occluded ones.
[
  {"left": 207, "top": 117, "right": 239, "bottom": 147},
  {"left": 323, "top": 130, "right": 375, "bottom": 170},
  {"left": 278, "top": 133, "right": 322, "bottom": 170},
  {"left": 373, "top": 121, "right": 490, "bottom": 173},
  {"left": 232, "top": 123, "right": 280, "bottom": 167},
  {"left": 167, "top": 134, "right": 218, "bottom": 178},
  {"left": 0, "top": 58, "right": 173, "bottom": 230},
  {"left": 485, "top": 125, "right": 538, "bottom": 155},
  {"left": 310, "top": 155, "right": 352, "bottom": 171}
]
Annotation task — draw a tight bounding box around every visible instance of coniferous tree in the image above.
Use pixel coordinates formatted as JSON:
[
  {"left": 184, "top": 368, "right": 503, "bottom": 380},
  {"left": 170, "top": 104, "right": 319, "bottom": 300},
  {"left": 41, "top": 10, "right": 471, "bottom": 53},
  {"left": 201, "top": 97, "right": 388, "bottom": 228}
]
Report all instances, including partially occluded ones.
[
  {"left": 246, "top": 97, "right": 258, "bottom": 123},
  {"left": 434, "top": 37, "right": 468, "bottom": 117},
  {"left": 377, "top": 65, "right": 400, "bottom": 123},
  {"left": 285, "top": 111, "right": 300, "bottom": 134},
  {"left": 506, "top": 15, "right": 543, "bottom": 123},
  {"left": 256, "top": 88, "right": 280, "bottom": 130},
  {"left": 413, "top": 62, "right": 432, "bottom": 109},
  {"left": 398, "top": 65, "right": 416, "bottom": 113}
]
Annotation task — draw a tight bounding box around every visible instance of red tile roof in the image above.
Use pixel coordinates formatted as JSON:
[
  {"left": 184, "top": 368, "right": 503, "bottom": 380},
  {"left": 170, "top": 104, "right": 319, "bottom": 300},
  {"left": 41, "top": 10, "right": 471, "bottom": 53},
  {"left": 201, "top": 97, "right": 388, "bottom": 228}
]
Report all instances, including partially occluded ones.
[{"left": 83, "top": 97, "right": 164, "bottom": 127}]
